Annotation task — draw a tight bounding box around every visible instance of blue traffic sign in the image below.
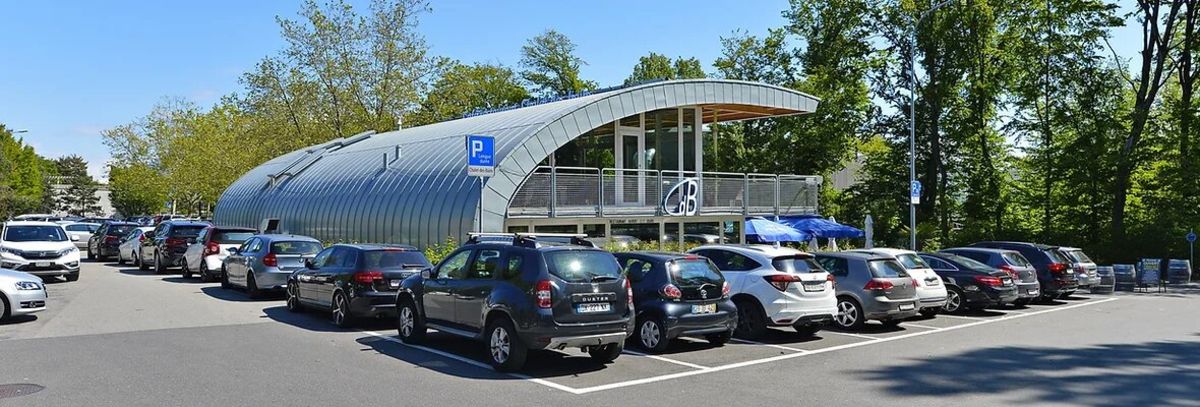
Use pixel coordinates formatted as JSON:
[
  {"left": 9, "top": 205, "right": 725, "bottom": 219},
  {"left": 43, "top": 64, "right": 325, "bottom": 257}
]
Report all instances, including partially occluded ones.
[
  {"left": 910, "top": 181, "right": 922, "bottom": 204},
  {"left": 1188, "top": 231, "right": 1196, "bottom": 243},
  {"left": 466, "top": 134, "right": 495, "bottom": 177}
]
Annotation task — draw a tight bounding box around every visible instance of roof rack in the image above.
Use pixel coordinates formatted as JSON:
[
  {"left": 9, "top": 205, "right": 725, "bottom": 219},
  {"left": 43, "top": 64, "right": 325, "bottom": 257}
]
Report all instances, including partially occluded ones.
[{"left": 465, "top": 232, "right": 595, "bottom": 248}]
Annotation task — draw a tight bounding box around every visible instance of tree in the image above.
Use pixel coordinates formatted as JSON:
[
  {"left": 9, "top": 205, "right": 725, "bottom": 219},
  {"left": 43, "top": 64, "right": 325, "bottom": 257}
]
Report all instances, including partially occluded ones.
[
  {"left": 625, "top": 52, "right": 706, "bottom": 84},
  {"left": 107, "top": 163, "right": 166, "bottom": 217},
  {"left": 54, "top": 159, "right": 102, "bottom": 216},
  {"left": 520, "top": 29, "right": 596, "bottom": 97},
  {"left": 0, "top": 124, "right": 48, "bottom": 217},
  {"left": 406, "top": 61, "right": 529, "bottom": 126}
]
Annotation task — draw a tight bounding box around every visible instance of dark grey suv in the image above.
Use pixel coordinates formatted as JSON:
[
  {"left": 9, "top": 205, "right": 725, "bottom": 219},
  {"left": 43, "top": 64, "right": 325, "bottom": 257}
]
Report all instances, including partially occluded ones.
[{"left": 395, "top": 233, "right": 634, "bottom": 372}]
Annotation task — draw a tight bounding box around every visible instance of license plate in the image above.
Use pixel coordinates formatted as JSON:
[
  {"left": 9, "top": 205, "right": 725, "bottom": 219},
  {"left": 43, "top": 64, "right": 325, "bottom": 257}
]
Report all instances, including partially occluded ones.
[
  {"left": 802, "top": 282, "right": 825, "bottom": 292},
  {"left": 35, "top": 262, "right": 50, "bottom": 268},
  {"left": 576, "top": 303, "right": 610, "bottom": 313},
  {"left": 899, "top": 303, "right": 915, "bottom": 311},
  {"left": 691, "top": 304, "right": 716, "bottom": 314},
  {"left": 389, "top": 280, "right": 400, "bottom": 288}
]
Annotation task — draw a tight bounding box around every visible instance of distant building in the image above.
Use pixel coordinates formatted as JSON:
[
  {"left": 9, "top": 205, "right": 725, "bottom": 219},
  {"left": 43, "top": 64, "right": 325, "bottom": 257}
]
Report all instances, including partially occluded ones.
[{"left": 47, "top": 176, "right": 115, "bottom": 217}]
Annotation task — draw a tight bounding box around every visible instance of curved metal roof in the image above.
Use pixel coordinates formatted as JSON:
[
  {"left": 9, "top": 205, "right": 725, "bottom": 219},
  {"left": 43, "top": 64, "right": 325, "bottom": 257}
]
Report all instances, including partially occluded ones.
[{"left": 214, "top": 79, "right": 820, "bottom": 247}]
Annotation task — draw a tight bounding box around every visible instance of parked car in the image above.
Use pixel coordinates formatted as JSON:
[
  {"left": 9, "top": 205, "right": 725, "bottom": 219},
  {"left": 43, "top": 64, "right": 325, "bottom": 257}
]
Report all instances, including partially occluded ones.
[
  {"left": 1167, "top": 259, "right": 1192, "bottom": 284},
  {"left": 125, "top": 216, "right": 153, "bottom": 226},
  {"left": 919, "top": 252, "right": 1018, "bottom": 313},
  {"left": 79, "top": 217, "right": 115, "bottom": 225},
  {"left": 1092, "top": 266, "right": 1115, "bottom": 293},
  {"left": 221, "top": 235, "right": 323, "bottom": 298},
  {"left": 687, "top": 245, "right": 836, "bottom": 338},
  {"left": 286, "top": 244, "right": 430, "bottom": 327},
  {"left": 612, "top": 252, "right": 736, "bottom": 352},
  {"left": 62, "top": 223, "right": 99, "bottom": 250},
  {"left": 969, "top": 241, "right": 1079, "bottom": 301},
  {"left": 1059, "top": 247, "right": 1098, "bottom": 290},
  {"left": 848, "top": 248, "right": 947, "bottom": 317},
  {"left": 117, "top": 227, "right": 154, "bottom": 267},
  {"left": 939, "top": 247, "right": 1041, "bottom": 306},
  {"left": 138, "top": 220, "right": 210, "bottom": 273},
  {"left": 0, "top": 221, "right": 81, "bottom": 281},
  {"left": 87, "top": 222, "right": 140, "bottom": 261},
  {"left": 181, "top": 226, "right": 256, "bottom": 281},
  {"left": 12, "top": 214, "right": 61, "bottom": 222},
  {"left": 813, "top": 252, "right": 919, "bottom": 330},
  {"left": 395, "top": 233, "right": 633, "bottom": 372},
  {"left": 0, "top": 268, "right": 47, "bottom": 321},
  {"left": 1112, "top": 263, "right": 1137, "bottom": 290}
]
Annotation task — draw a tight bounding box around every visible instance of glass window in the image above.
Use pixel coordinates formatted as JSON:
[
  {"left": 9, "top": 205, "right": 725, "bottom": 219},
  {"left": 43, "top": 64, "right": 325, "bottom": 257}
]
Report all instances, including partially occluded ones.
[
  {"left": 648, "top": 109, "right": 678, "bottom": 171},
  {"left": 816, "top": 257, "right": 849, "bottom": 277},
  {"left": 1046, "top": 249, "right": 1070, "bottom": 263},
  {"left": 621, "top": 257, "right": 653, "bottom": 281},
  {"left": 311, "top": 248, "right": 334, "bottom": 268},
  {"left": 682, "top": 108, "right": 696, "bottom": 172},
  {"left": 212, "top": 230, "right": 255, "bottom": 244},
  {"left": 1002, "top": 252, "right": 1032, "bottom": 267},
  {"left": 238, "top": 238, "right": 258, "bottom": 254},
  {"left": 868, "top": 260, "right": 910, "bottom": 278},
  {"left": 895, "top": 253, "right": 931, "bottom": 269},
  {"left": 921, "top": 256, "right": 954, "bottom": 271},
  {"left": 271, "top": 241, "right": 322, "bottom": 255},
  {"left": 503, "top": 252, "right": 526, "bottom": 279},
  {"left": 1064, "top": 250, "right": 1093, "bottom": 263},
  {"left": 670, "top": 259, "right": 723, "bottom": 287},
  {"left": 467, "top": 249, "right": 502, "bottom": 279},
  {"left": 940, "top": 254, "right": 994, "bottom": 273},
  {"left": 4, "top": 226, "right": 67, "bottom": 242},
  {"left": 65, "top": 224, "right": 91, "bottom": 232},
  {"left": 772, "top": 255, "right": 825, "bottom": 274},
  {"left": 437, "top": 250, "right": 473, "bottom": 280},
  {"left": 364, "top": 250, "right": 431, "bottom": 270},
  {"left": 699, "top": 250, "right": 759, "bottom": 272},
  {"left": 169, "top": 226, "right": 206, "bottom": 238},
  {"left": 544, "top": 250, "right": 622, "bottom": 283},
  {"left": 107, "top": 225, "right": 135, "bottom": 236}
]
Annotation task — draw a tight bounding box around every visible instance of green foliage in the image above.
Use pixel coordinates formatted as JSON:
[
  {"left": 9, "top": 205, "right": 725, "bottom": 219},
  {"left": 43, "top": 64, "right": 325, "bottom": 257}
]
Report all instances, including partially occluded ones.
[
  {"left": 107, "top": 163, "right": 166, "bottom": 217},
  {"left": 520, "top": 29, "right": 596, "bottom": 97},
  {"left": 0, "top": 124, "right": 49, "bottom": 217},
  {"left": 53, "top": 155, "right": 102, "bottom": 215},
  {"left": 625, "top": 52, "right": 706, "bottom": 84},
  {"left": 423, "top": 237, "right": 458, "bottom": 265},
  {"left": 406, "top": 61, "right": 529, "bottom": 126}
]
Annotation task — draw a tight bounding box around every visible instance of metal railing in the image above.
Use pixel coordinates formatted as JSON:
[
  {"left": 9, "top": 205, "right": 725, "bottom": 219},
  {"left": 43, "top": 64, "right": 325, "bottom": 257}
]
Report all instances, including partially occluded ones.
[{"left": 508, "top": 166, "right": 821, "bottom": 218}]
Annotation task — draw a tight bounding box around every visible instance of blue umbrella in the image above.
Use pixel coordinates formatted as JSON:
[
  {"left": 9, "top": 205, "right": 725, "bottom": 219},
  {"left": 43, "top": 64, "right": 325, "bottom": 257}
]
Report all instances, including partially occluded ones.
[
  {"left": 744, "top": 217, "right": 810, "bottom": 242},
  {"left": 777, "top": 214, "right": 864, "bottom": 239}
]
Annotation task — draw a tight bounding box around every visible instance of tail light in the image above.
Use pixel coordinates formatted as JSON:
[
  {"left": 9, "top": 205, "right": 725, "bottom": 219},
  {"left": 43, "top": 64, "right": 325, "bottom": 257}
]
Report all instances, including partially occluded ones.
[
  {"left": 625, "top": 279, "right": 634, "bottom": 309},
  {"left": 827, "top": 273, "right": 837, "bottom": 288},
  {"left": 863, "top": 279, "right": 895, "bottom": 291},
  {"left": 536, "top": 280, "right": 552, "bottom": 308},
  {"left": 138, "top": 234, "right": 146, "bottom": 243},
  {"left": 660, "top": 284, "right": 682, "bottom": 299},
  {"left": 998, "top": 264, "right": 1020, "bottom": 280},
  {"left": 912, "top": 278, "right": 920, "bottom": 287},
  {"left": 104, "top": 236, "right": 119, "bottom": 244},
  {"left": 721, "top": 281, "right": 731, "bottom": 297},
  {"left": 165, "top": 237, "right": 186, "bottom": 247},
  {"left": 353, "top": 271, "right": 383, "bottom": 284},
  {"left": 1048, "top": 263, "right": 1068, "bottom": 275},
  {"left": 262, "top": 253, "right": 277, "bottom": 267},
  {"left": 764, "top": 274, "right": 802, "bottom": 291},
  {"left": 203, "top": 241, "right": 219, "bottom": 256},
  {"left": 974, "top": 275, "right": 1003, "bottom": 287}
]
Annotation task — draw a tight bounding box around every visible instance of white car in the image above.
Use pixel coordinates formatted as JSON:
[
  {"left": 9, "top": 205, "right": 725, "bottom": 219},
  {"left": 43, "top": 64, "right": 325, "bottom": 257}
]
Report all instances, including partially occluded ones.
[
  {"left": 181, "top": 226, "right": 256, "bottom": 282},
  {"left": 0, "top": 268, "right": 47, "bottom": 321},
  {"left": 851, "top": 247, "right": 948, "bottom": 317},
  {"left": 62, "top": 222, "right": 100, "bottom": 250},
  {"left": 0, "top": 221, "right": 82, "bottom": 282},
  {"left": 117, "top": 227, "right": 154, "bottom": 267},
  {"left": 688, "top": 245, "right": 837, "bottom": 338}
]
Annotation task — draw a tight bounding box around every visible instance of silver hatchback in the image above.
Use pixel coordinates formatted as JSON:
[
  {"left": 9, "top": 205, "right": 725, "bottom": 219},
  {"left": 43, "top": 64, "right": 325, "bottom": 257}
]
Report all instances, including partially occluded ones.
[
  {"left": 814, "top": 252, "right": 920, "bottom": 330},
  {"left": 221, "top": 235, "right": 323, "bottom": 299}
]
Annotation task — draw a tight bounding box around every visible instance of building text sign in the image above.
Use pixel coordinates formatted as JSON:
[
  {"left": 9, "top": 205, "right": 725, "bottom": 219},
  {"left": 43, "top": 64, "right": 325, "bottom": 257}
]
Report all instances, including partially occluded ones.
[{"left": 663, "top": 178, "right": 699, "bottom": 216}]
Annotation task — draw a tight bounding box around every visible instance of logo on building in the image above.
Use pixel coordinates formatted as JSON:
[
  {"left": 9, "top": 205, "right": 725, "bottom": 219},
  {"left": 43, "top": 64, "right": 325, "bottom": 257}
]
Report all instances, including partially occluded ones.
[{"left": 662, "top": 178, "right": 699, "bottom": 216}]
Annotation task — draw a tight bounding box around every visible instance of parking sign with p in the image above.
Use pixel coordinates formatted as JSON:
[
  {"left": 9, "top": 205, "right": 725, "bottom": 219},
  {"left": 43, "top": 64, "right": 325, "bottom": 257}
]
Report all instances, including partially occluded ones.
[{"left": 466, "top": 134, "right": 495, "bottom": 177}]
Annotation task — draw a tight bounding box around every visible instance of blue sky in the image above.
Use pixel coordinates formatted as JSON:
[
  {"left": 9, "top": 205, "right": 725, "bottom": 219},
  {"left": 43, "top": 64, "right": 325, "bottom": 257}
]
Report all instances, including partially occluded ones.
[{"left": 0, "top": 1, "right": 1141, "bottom": 180}]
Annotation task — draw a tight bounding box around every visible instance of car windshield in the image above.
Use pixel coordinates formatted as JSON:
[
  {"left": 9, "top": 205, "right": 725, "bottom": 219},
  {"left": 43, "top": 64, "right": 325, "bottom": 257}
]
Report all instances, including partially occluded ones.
[
  {"left": 545, "top": 250, "right": 622, "bottom": 283},
  {"left": 1169, "top": 260, "right": 1191, "bottom": 269},
  {"left": 868, "top": 259, "right": 910, "bottom": 278},
  {"left": 169, "top": 226, "right": 206, "bottom": 238},
  {"left": 108, "top": 225, "right": 137, "bottom": 236},
  {"left": 893, "top": 253, "right": 930, "bottom": 270},
  {"left": 270, "top": 241, "right": 323, "bottom": 255},
  {"left": 1002, "top": 252, "right": 1032, "bottom": 267},
  {"left": 1064, "top": 250, "right": 1093, "bottom": 263},
  {"left": 669, "top": 259, "right": 724, "bottom": 287},
  {"left": 212, "top": 231, "right": 255, "bottom": 244},
  {"left": 364, "top": 250, "right": 431, "bottom": 269},
  {"left": 771, "top": 255, "right": 824, "bottom": 273},
  {"left": 5, "top": 226, "right": 67, "bottom": 242}
]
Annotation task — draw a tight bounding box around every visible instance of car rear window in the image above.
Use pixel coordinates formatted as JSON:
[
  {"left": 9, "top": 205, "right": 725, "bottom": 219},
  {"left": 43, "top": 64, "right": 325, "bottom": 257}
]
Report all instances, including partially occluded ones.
[
  {"left": 1064, "top": 250, "right": 1093, "bottom": 263},
  {"left": 868, "top": 259, "right": 910, "bottom": 278},
  {"left": 669, "top": 259, "right": 723, "bottom": 287},
  {"left": 1002, "top": 252, "right": 1032, "bottom": 267},
  {"left": 212, "top": 230, "right": 255, "bottom": 244},
  {"left": 169, "top": 226, "right": 206, "bottom": 238},
  {"left": 771, "top": 255, "right": 824, "bottom": 273},
  {"left": 545, "top": 250, "right": 622, "bottom": 283},
  {"left": 894, "top": 253, "right": 930, "bottom": 269},
  {"left": 107, "top": 225, "right": 137, "bottom": 236},
  {"left": 65, "top": 224, "right": 96, "bottom": 232},
  {"left": 364, "top": 250, "right": 432, "bottom": 270},
  {"left": 1046, "top": 249, "right": 1070, "bottom": 263},
  {"left": 271, "top": 241, "right": 323, "bottom": 255}
]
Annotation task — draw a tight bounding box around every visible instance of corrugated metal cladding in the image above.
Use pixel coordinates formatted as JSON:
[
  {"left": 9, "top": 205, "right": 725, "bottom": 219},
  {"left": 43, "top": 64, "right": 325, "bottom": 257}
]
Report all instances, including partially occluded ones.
[{"left": 213, "top": 79, "right": 821, "bottom": 248}]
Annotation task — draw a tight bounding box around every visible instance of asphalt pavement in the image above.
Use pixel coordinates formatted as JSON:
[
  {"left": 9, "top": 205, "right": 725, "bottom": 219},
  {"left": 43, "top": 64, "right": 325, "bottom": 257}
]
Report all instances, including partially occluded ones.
[{"left": 2, "top": 260, "right": 1199, "bottom": 406}]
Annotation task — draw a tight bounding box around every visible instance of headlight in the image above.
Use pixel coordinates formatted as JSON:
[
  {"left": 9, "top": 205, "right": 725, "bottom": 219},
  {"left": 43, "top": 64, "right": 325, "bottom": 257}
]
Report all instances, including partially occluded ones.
[
  {"left": 15, "top": 281, "right": 41, "bottom": 290},
  {"left": 57, "top": 247, "right": 78, "bottom": 257},
  {"left": 0, "top": 247, "right": 22, "bottom": 257}
]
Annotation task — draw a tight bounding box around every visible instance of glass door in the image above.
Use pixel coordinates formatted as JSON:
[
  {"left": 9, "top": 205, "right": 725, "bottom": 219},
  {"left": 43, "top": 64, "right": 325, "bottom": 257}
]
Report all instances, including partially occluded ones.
[{"left": 614, "top": 124, "right": 645, "bottom": 205}]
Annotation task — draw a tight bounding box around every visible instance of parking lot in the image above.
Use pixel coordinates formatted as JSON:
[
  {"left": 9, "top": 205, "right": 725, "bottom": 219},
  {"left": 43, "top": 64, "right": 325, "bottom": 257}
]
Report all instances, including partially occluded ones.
[{"left": 3, "top": 260, "right": 1200, "bottom": 406}]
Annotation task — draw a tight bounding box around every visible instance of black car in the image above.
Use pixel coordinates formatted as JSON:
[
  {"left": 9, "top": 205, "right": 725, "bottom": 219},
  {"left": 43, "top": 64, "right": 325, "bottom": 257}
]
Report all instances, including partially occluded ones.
[
  {"left": 919, "top": 252, "right": 1018, "bottom": 313},
  {"left": 940, "top": 247, "right": 1041, "bottom": 306},
  {"left": 286, "top": 244, "right": 431, "bottom": 328},
  {"left": 969, "top": 241, "right": 1079, "bottom": 301},
  {"left": 139, "top": 220, "right": 210, "bottom": 273},
  {"left": 395, "top": 233, "right": 634, "bottom": 372},
  {"left": 612, "top": 252, "right": 736, "bottom": 353},
  {"left": 87, "top": 222, "right": 139, "bottom": 261}
]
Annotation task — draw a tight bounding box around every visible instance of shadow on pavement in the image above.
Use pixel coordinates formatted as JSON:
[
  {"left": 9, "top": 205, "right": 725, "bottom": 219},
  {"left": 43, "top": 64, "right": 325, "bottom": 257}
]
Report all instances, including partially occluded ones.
[
  {"left": 161, "top": 277, "right": 207, "bottom": 284},
  {"left": 262, "top": 305, "right": 393, "bottom": 333},
  {"left": 0, "top": 315, "right": 37, "bottom": 325},
  {"left": 355, "top": 331, "right": 610, "bottom": 380},
  {"left": 118, "top": 268, "right": 161, "bottom": 277},
  {"left": 860, "top": 339, "right": 1200, "bottom": 407},
  {"left": 199, "top": 286, "right": 283, "bottom": 302}
]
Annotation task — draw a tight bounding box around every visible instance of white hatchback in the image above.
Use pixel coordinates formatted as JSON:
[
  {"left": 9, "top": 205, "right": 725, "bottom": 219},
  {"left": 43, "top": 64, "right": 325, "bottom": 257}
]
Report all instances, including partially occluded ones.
[
  {"left": 689, "top": 245, "right": 837, "bottom": 339},
  {"left": 851, "top": 248, "right": 948, "bottom": 316}
]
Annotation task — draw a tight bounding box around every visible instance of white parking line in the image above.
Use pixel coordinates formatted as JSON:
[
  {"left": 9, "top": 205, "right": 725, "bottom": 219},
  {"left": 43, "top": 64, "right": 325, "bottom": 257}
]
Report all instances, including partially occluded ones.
[
  {"left": 622, "top": 349, "right": 711, "bottom": 370},
  {"left": 730, "top": 338, "right": 809, "bottom": 353},
  {"left": 899, "top": 323, "right": 941, "bottom": 330},
  {"left": 818, "top": 331, "right": 880, "bottom": 341},
  {"left": 936, "top": 314, "right": 985, "bottom": 321}
]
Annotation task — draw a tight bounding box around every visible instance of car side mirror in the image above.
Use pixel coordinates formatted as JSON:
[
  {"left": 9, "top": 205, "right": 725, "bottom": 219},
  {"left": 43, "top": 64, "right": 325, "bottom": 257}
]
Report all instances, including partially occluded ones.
[
  {"left": 304, "top": 258, "right": 316, "bottom": 269},
  {"left": 227, "top": 247, "right": 239, "bottom": 255},
  {"left": 144, "top": 232, "right": 155, "bottom": 239},
  {"left": 71, "top": 235, "right": 80, "bottom": 241},
  {"left": 421, "top": 268, "right": 432, "bottom": 279}
]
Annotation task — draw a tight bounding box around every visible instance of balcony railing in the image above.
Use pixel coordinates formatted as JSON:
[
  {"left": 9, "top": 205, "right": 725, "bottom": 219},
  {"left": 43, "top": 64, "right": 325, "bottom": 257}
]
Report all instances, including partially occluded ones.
[{"left": 507, "top": 166, "right": 821, "bottom": 218}]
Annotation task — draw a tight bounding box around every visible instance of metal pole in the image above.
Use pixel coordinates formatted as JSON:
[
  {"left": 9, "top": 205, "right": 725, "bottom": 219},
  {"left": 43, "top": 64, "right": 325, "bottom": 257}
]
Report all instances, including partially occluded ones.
[
  {"left": 908, "top": 20, "right": 917, "bottom": 251},
  {"left": 478, "top": 179, "right": 484, "bottom": 233}
]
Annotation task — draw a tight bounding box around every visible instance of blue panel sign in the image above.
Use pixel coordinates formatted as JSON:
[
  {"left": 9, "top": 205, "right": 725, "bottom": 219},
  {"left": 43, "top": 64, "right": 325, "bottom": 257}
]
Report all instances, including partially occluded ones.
[
  {"left": 466, "top": 134, "right": 495, "bottom": 177},
  {"left": 1188, "top": 231, "right": 1196, "bottom": 243},
  {"left": 910, "top": 180, "right": 922, "bottom": 204}
]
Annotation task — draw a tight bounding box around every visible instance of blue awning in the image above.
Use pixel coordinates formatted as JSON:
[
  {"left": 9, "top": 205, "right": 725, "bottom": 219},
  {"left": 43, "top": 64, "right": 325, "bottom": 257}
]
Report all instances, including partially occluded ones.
[
  {"left": 777, "top": 215, "right": 864, "bottom": 239},
  {"left": 744, "top": 217, "right": 811, "bottom": 242}
]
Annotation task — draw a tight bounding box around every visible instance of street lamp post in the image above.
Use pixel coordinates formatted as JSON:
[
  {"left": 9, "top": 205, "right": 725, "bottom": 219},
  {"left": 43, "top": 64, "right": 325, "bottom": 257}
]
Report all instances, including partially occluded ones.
[{"left": 909, "top": 0, "right": 954, "bottom": 250}]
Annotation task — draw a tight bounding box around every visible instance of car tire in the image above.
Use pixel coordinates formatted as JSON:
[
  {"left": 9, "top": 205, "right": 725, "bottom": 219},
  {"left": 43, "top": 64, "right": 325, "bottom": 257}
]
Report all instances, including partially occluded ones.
[
  {"left": 0, "top": 294, "right": 9, "bottom": 321},
  {"left": 486, "top": 318, "right": 527, "bottom": 372},
  {"left": 942, "top": 287, "right": 965, "bottom": 313},
  {"left": 66, "top": 272, "right": 79, "bottom": 282},
  {"left": 246, "top": 273, "right": 262, "bottom": 300},
  {"left": 137, "top": 251, "right": 148, "bottom": 271},
  {"left": 834, "top": 297, "right": 865, "bottom": 331},
  {"left": 919, "top": 308, "right": 939, "bottom": 318},
  {"left": 117, "top": 252, "right": 125, "bottom": 265},
  {"left": 635, "top": 316, "right": 671, "bottom": 353},
  {"left": 587, "top": 343, "right": 623, "bottom": 364},
  {"left": 733, "top": 298, "right": 768, "bottom": 340},
  {"left": 396, "top": 298, "right": 425, "bottom": 344},
  {"left": 331, "top": 291, "right": 353, "bottom": 328},
  {"left": 199, "top": 267, "right": 212, "bottom": 283},
  {"left": 153, "top": 251, "right": 165, "bottom": 274},
  {"left": 181, "top": 261, "right": 192, "bottom": 279},
  {"left": 220, "top": 266, "right": 231, "bottom": 289},
  {"left": 705, "top": 330, "right": 733, "bottom": 346},
  {"left": 87, "top": 246, "right": 95, "bottom": 261},
  {"left": 285, "top": 285, "right": 303, "bottom": 313},
  {"left": 793, "top": 324, "right": 821, "bottom": 337}
]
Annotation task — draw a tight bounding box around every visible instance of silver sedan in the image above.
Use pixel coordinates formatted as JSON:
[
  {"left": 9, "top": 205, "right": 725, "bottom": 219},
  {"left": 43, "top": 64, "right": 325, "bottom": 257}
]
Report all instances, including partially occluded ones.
[{"left": 1, "top": 268, "right": 47, "bottom": 321}]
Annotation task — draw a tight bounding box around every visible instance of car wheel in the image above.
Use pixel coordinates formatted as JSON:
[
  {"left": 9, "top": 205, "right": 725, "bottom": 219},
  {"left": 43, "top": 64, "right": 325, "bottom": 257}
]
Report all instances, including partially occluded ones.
[
  {"left": 919, "top": 307, "right": 939, "bottom": 318},
  {"left": 942, "top": 287, "right": 965, "bottom": 313},
  {"left": 587, "top": 343, "right": 623, "bottom": 364},
  {"left": 199, "top": 267, "right": 212, "bottom": 283},
  {"left": 733, "top": 298, "right": 768, "bottom": 340},
  {"left": 117, "top": 251, "right": 125, "bottom": 265},
  {"left": 66, "top": 272, "right": 79, "bottom": 282},
  {"left": 285, "top": 284, "right": 303, "bottom": 313},
  {"left": 331, "top": 291, "right": 353, "bottom": 328},
  {"left": 635, "top": 316, "right": 671, "bottom": 353},
  {"left": 705, "top": 330, "right": 733, "bottom": 346},
  {"left": 0, "top": 295, "right": 9, "bottom": 321},
  {"left": 246, "top": 273, "right": 262, "bottom": 300},
  {"left": 153, "top": 251, "right": 165, "bottom": 274},
  {"left": 793, "top": 324, "right": 821, "bottom": 337},
  {"left": 181, "top": 261, "right": 192, "bottom": 279},
  {"left": 396, "top": 298, "right": 425, "bottom": 344},
  {"left": 834, "top": 297, "right": 865, "bottom": 330},
  {"left": 220, "top": 266, "right": 231, "bottom": 289},
  {"left": 87, "top": 245, "right": 95, "bottom": 261},
  {"left": 137, "top": 250, "right": 148, "bottom": 271},
  {"left": 486, "top": 318, "right": 527, "bottom": 372}
]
